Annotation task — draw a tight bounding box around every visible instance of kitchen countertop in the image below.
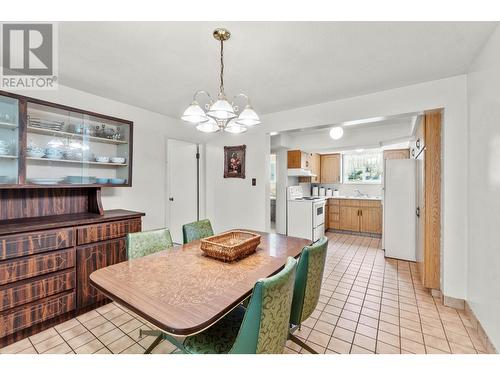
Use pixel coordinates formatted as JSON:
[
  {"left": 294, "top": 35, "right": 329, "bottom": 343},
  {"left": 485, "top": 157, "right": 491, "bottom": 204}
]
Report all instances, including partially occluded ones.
[{"left": 312, "top": 195, "right": 383, "bottom": 201}]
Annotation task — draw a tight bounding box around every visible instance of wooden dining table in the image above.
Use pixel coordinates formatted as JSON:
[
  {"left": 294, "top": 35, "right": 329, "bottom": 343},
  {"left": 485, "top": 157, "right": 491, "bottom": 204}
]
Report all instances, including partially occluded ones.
[{"left": 89, "top": 230, "right": 311, "bottom": 337}]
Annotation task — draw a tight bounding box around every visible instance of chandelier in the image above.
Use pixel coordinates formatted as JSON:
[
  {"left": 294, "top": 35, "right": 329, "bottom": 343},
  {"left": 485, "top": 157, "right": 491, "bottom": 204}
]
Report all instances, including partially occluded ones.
[{"left": 181, "top": 28, "right": 261, "bottom": 134}]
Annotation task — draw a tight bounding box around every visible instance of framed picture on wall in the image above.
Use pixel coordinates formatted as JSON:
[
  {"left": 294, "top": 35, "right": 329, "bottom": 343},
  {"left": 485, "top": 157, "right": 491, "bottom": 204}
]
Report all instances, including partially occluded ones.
[{"left": 224, "top": 145, "right": 246, "bottom": 178}]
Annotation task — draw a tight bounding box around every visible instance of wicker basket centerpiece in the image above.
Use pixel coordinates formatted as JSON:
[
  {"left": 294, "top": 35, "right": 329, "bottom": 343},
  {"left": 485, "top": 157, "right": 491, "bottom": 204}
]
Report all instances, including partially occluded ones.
[{"left": 200, "top": 230, "right": 261, "bottom": 262}]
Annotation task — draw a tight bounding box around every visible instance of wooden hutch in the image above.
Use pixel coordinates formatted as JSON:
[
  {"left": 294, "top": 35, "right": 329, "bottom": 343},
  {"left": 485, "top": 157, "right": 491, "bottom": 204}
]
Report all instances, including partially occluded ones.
[{"left": 0, "top": 91, "right": 144, "bottom": 348}]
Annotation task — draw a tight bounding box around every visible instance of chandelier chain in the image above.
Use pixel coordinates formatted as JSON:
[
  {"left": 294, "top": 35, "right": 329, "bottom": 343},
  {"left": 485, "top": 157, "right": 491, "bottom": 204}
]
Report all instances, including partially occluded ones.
[{"left": 220, "top": 40, "right": 224, "bottom": 95}]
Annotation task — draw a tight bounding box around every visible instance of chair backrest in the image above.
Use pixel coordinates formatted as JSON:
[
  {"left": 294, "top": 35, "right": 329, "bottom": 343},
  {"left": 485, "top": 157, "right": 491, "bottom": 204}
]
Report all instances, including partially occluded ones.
[
  {"left": 290, "top": 236, "right": 328, "bottom": 326},
  {"left": 126, "top": 228, "right": 173, "bottom": 259},
  {"left": 182, "top": 219, "right": 214, "bottom": 244},
  {"left": 230, "top": 257, "right": 298, "bottom": 354}
]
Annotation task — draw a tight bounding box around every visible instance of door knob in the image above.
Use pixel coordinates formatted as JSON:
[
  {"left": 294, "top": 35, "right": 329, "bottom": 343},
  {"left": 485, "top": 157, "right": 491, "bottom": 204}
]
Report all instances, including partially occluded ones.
[
  {"left": 169, "top": 197, "right": 174, "bottom": 202},
  {"left": 416, "top": 207, "right": 420, "bottom": 217}
]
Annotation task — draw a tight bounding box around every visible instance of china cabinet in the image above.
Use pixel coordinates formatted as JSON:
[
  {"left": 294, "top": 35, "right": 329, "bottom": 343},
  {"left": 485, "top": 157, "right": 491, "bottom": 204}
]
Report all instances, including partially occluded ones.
[
  {"left": 0, "top": 90, "right": 142, "bottom": 349},
  {"left": 0, "top": 90, "right": 133, "bottom": 188}
]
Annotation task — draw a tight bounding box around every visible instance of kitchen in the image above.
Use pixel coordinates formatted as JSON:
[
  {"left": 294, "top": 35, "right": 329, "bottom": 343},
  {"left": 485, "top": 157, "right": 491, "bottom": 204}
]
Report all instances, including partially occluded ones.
[{"left": 275, "top": 111, "right": 442, "bottom": 290}]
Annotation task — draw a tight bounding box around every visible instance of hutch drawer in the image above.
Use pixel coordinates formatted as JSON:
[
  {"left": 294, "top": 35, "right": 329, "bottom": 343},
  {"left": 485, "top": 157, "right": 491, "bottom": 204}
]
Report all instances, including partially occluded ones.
[
  {"left": 0, "top": 248, "right": 76, "bottom": 286},
  {"left": 0, "top": 269, "right": 75, "bottom": 312},
  {"left": 0, "top": 228, "right": 75, "bottom": 261},
  {"left": 0, "top": 291, "right": 75, "bottom": 338},
  {"left": 77, "top": 220, "right": 131, "bottom": 245}
]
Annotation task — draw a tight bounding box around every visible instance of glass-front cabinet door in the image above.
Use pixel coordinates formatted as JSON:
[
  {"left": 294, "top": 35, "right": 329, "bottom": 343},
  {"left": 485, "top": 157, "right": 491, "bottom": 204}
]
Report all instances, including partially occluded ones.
[
  {"left": 0, "top": 95, "right": 19, "bottom": 185},
  {"left": 26, "top": 102, "right": 131, "bottom": 186}
]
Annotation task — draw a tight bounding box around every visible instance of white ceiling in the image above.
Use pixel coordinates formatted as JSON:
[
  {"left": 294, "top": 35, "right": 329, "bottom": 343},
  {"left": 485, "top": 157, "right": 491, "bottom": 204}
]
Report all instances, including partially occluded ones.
[{"left": 58, "top": 22, "right": 497, "bottom": 117}]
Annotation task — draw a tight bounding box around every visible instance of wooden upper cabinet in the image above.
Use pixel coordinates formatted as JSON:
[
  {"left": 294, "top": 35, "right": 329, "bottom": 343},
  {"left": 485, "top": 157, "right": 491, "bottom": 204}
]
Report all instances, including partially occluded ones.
[
  {"left": 287, "top": 150, "right": 310, "bottom": 170},
  {"left": 383, "top": 149, "right": 410, "bottom": 160},
  {"left": 320, "top": 154, "right": 341, "bottom": 183},
  {"left": 310, "top": 153, "right": 321, "bottom": 183}
]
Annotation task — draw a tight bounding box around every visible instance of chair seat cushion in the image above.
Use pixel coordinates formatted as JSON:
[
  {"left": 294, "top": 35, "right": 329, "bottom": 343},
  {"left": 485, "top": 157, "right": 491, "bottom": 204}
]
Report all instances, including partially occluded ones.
[{"left": 183, "top": 306, "right": 245, "bottom": 354}]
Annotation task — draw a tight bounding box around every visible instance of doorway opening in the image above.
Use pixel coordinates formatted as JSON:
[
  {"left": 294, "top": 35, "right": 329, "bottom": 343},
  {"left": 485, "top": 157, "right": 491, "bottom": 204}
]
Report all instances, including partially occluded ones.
[{"left": 270, "top": 153, "right": 277, "bottom": 233}]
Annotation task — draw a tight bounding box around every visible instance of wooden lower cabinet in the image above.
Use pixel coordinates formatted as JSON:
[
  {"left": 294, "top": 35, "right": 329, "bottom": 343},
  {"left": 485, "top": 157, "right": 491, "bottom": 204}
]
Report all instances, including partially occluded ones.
[
  {"left": 76, "top": 238, "right": 127, "bottom": 309},
  {"left": 327, "top": 199, "right": 382, "bottom": 235},
  {"left": 0, "top": 211, "right": 143, "bottom": 348},
  {"left": 360, "top": 206, "right": 382, "bottom": 234},
  {"left": 339, "top": 206, "right": 361, "bottom": 232}
]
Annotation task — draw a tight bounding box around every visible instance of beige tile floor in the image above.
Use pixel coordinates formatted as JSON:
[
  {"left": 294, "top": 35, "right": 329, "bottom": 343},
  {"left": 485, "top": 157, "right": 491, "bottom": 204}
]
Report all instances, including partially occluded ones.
[{"left": 0, "top": 232, "right": 486, "bottom": 354}]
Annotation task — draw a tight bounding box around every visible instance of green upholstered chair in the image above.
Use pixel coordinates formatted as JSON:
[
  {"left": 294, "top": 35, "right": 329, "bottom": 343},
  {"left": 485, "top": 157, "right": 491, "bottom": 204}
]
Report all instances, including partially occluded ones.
[
  {"left": 182, "top": 219, "right": 214, "bottom": 244},
  {"left": 182, "top": 257, "right": 298, "bottom": 354},
  {"left": 126, "top": 228, "right": 173, "bottom": 260},
  {"left": 126, "top": 228, "right": 174, "bottom": 353},
  {"left": 288, "top": 236, "right": 329, "bottom": 354}
]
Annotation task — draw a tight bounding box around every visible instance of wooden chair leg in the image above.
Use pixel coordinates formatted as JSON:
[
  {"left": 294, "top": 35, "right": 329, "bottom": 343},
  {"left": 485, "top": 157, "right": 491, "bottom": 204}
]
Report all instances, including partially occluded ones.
[{"left": 289, "top": 334, "right": 319, "bottom": 354}]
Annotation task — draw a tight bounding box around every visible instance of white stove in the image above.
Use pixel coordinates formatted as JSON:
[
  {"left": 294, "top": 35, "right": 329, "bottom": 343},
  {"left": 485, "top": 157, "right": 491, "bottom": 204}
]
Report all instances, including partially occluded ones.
[{"left": 287, "top": 186, "right": 326, "bottom": 242}]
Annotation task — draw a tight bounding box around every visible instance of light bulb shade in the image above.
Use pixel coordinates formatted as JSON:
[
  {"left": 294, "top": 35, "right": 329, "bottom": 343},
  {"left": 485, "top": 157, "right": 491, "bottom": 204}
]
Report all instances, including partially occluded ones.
[
  {"left": 329, "top": 126, "right": 344, "bottom": 140},
  {"left": 207, "top": 97, "right": 237, "bottom": 120},
  {"left": 196, "top": 118, "right": 219, "bottom": 133},
  {"left": 181, "top": 102, "right": 208, "bottom": 123},
  {"left": 224, "top": 120, "right": 247, "bottom": 134},
  {"left": 235, "top": 105, "right": 261, "bottom": 126}
]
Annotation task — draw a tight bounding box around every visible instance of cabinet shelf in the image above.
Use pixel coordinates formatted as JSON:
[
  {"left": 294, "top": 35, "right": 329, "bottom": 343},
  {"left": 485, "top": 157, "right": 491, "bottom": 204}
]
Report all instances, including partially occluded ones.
[
  {"left": 0, "top": 121, "right": 17, "bottom": 130},
  {"left": 27, "top": 126, "right": 128, "bottom": 145},
  {"left": 0, "top": 155, "right": 17, "bottom": 159},
  {"left": 27, "top": 157, "right": 128, "bottom": 167}
]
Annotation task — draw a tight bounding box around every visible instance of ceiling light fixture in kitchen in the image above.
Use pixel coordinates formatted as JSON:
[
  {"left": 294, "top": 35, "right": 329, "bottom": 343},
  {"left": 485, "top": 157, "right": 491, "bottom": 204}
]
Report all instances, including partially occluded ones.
[
  {"left": 181, "top": 28, "right": 261, "bottom": 134},
  {"left": 329, "top": 126, "right": 344, "bottom": 140}
]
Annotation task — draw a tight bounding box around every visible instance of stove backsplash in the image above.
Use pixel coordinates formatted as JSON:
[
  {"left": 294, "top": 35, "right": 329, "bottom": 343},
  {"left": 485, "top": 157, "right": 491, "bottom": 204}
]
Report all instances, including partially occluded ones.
[{"left": 299, "top": 182, "right": 383, "bottom": 197}]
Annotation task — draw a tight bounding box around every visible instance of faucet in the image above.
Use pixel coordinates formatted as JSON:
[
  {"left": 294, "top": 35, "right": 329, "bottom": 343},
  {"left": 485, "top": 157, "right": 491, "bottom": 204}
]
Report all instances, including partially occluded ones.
[{"left": 354, "top": 189, "right": 367, "bottom": 198}]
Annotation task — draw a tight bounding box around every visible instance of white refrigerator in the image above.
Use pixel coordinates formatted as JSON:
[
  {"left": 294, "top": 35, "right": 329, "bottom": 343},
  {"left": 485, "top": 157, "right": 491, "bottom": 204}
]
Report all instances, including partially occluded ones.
[{"left": 383, "top": 159, "right": 416, "bottom": 261}]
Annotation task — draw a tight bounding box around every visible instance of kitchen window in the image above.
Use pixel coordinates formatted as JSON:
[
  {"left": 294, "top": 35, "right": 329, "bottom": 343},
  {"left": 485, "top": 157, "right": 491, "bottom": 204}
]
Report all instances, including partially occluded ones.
[{"left": 343, "top": 151, "right": 383, "bottom": 184}]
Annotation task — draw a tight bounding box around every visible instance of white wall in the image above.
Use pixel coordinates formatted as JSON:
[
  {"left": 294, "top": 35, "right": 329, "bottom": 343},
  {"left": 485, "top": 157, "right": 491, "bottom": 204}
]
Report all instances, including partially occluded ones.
[
  {"left": 205, "top": 129, "right": 269, "bottom": 233},
  {"left": 14, "top": 85, "right": 208, "bottom": 232},
  {"left": 262, "top": 75, "right": 469, "bottom": 300},
  {"left": 467, "top": 24, "right": 500, "bottom": 349}
]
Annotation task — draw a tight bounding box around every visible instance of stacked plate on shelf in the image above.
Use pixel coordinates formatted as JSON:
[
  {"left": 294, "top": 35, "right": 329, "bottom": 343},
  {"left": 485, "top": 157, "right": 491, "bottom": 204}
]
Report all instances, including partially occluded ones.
[
  {"left": 28, "top": 117, "right": 65, "bottom": 131},
  {"left": 0, "top": 139, "right": 11, "bottom": 155},
  {"left": 28, "top": 178, "right": 64, "bottom": 185},
  {"left": 65, "top": 176, "right": 97, "bottom": 184}
]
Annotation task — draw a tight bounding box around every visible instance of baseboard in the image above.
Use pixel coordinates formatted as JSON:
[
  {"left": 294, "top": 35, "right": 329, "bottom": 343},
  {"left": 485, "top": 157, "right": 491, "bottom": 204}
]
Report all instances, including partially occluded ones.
[
  {"left": 442, "top": 295, "right": 465, "bottom": 310},
  {"left": 464, "top": 301, "right": 497, "bottom": 354},
  {"left": 325, "top": 229, "right": 382, "bottom": 238}
]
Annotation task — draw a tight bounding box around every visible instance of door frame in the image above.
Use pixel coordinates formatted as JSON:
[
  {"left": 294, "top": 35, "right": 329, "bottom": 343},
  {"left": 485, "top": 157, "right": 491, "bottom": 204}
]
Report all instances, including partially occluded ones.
[{"left": 165, "top": 137, "right": 206, "bottom": 239}]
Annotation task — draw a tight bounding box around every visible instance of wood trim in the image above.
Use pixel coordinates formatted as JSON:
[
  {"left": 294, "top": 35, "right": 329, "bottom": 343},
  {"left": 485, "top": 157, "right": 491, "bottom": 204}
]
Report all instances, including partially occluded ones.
[
  {"left": 17, "top": 98, "right": 27, "bottom": 185},
  {"left": 424, "top": 111, "right": 441, "bottom": 289}
]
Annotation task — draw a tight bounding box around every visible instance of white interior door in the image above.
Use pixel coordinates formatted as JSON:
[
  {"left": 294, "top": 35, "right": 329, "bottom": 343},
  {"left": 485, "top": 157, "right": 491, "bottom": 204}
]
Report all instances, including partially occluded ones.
[{"left": 167, "top": 139, "right": 199, "bottom": 244}]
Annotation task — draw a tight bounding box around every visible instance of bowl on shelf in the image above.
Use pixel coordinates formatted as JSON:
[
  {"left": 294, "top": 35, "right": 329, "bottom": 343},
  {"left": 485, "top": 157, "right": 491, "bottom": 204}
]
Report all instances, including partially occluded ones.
[
  {"left": 0, "top": 147, "right": 10, "bottom": 156},
  {"left": 95, "top": 177, "right": 109, "bottom": 184},
  {"left": 95, "top": 156, "right": 110, "bottom": 163},
  {"left": 44, "top": 148, "right": 64, "bottom": 160},
  {"left": 110, "top": 157, "right": 126, "bottom": 164},
  {"left": 109, "top": 178, "right": 126, "bottom": 185},
  {"left": 27, "top": 145, "right": 45, "bottom": 158},
  {"left": 27, "top": 150, "right": 45, "bottom": 158}
]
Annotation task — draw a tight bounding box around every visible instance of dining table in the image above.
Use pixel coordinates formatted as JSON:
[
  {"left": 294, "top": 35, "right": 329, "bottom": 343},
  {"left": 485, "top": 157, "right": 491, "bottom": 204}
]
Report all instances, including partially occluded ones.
[{"left": 89, "top": 230, "right": 311, "bottom": 338}]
